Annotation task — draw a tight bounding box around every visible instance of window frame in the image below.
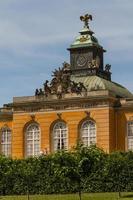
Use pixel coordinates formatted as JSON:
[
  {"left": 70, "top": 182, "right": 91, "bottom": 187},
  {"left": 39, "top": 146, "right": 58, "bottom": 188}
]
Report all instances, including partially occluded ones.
[
  {"left": 25, "top": 123, "right": 41, "bottom": 157},
  {"left": 80, "top": 119, "right": 96, "bottom": 146},
  {"left": 0, "top": 127, "right": 12, "bottom": 156},
  {"left": 127, "top": 121, "right": 133, "bottom": 151},
  {"left": 52, "top": 121, "right": 68, "bottom": 151}
]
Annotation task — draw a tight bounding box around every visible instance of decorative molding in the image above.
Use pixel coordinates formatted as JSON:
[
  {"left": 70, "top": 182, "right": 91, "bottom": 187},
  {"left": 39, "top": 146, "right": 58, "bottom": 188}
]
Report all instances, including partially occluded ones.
[
  {"left": 3, "top": 124, "right": 8, "bottom": 128},
  {"left": 30, "top": 114, "right": 35, "bottom": 121},
  {"left": 0, "top": 124, "right": 10, "bottom": 131},
  {"left": 13, "top": 100, "right": 110, "bottom": 113},
  {"left": 35, "top": 63, "right": 87, "bottom": 99},
  {"left": 57, "top": 112, "right": 62, "bottom": 119},
  {"left": 85, "top": 111, "right": 90, "bottom": 117},
  {"left": 0, "top": 113, "right": 13, "bottom": 121}
]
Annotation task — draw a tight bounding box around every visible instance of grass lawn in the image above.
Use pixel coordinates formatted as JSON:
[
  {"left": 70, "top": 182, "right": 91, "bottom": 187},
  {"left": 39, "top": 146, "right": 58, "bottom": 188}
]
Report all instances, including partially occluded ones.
[{"left": 1, "top": 193, "right": 133, "bottom": 200}]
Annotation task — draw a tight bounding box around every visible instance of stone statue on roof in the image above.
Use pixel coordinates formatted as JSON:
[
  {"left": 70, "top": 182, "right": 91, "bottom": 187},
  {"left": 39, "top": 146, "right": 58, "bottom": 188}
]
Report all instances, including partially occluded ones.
[{"left": 35, "top": 62, "right": 87, "bottom": 99}]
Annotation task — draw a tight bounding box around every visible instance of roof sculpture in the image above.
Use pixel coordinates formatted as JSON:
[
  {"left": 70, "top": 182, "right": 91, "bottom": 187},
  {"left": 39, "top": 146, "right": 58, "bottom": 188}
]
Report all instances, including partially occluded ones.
[{"left": 34, "top": 14, "right": 132, "bottom": 99}]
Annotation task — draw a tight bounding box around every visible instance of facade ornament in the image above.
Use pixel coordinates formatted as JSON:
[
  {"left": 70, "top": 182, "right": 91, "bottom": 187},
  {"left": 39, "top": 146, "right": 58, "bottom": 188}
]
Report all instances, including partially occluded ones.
[
  {"left": 85, "top": 111, "right": 90, "bottom": 117},
  {"left": 105, "top": 64, "right": 111, "bottom": 72},
  {"left": 57, "top": 112, "right": 62, "bottom": 119},
  {"left": 80, "top": 14, "right": 92, "bottom": 29},
  {"left": 35, "top": 62, "right": 87, "bottom": 99},
  {"left": 39, "top": 88, "right": 44, "bottom": 95},
  {"left": 43, "top": 80, "right": 51, "bottom": 97},
  {"left": 30, "top": 114, "right": 35, "bottom": 121},
  {"left": 62, "top": 61, "right": 70, "bottom": 71},
  {"left": 79, "top": 35, "right": 88, "bottom": 42},
  {"left": 35, "top": 88, "right": 44, "bottom": 96},
  {"left": 1, "top": 124, "right": 9, "bottom": 130},
  {"left": 35, "top": 89, "right": 39, "bottom": 96},
  {"left": 88, "top": 59, "right": 99, "bottom": 68}
]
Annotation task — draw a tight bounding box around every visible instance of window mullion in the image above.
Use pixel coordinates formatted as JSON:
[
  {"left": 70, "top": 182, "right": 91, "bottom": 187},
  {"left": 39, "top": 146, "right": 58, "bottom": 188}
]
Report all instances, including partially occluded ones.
[
  {"left": 1, "top": 129, "right": 11, "bottom": 156},
  {"left": 53, "top": 122, "right": 68, "bottom": 151},
  {"left": 60, "top": 129, "right": 61, "bottom": 149},
  {"left": 26, "top": 124, "right": 40, "bottom": 157},
  {"left": 33, "top": 129, "right": 34, "bottom": 156},
  {"left": 81, "top": 120, "right": 96, "bottom": 147},
  {"left": 88, "top": 127, "right": 90, "bottom": 146}
]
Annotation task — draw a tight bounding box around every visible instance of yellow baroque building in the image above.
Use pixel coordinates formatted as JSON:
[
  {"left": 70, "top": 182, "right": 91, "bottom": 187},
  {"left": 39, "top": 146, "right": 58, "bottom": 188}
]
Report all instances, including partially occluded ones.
[{"left": 0, "top": 14, "right": 133, "bottom": 158}]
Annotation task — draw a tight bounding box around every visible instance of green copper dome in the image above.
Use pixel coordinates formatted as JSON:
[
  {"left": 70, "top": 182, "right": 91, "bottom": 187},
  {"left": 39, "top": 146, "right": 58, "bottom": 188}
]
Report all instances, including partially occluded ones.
[
  {"left": 70, "top": 31, "right": 100, "bottom": 49},
  {"left": 70, "top": 14, "right": 102, "bottom": 49},
  {"left": 71, "top": 75, "right": 133, "bottom": 98}
]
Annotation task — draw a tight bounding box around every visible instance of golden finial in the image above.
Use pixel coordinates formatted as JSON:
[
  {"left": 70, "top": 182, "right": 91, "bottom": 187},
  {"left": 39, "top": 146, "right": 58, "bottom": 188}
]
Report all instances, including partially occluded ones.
[{"left": 80, "top": 14, "right": 92, "bottom": 28}]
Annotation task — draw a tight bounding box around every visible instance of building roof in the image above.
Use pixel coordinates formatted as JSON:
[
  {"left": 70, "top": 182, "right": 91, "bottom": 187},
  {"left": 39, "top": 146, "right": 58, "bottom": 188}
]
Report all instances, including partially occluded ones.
[
  {"left": 71, "top": 75, "right": 133, "bottom": 98},
  {"left": 69, "top": 15, "right": 105, "bottom": 51},
  {"left": 70, "top": 28, "right": 102, "bottom": 49}
]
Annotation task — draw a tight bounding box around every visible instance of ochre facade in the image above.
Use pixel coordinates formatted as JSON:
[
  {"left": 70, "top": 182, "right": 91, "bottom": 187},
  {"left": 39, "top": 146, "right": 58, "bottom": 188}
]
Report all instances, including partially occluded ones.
[
  {"left": 0, "top": 14, "right": 133, "bottom": 158},
  {"left": 1, "top": 102, "right": 133, "bottom": 158}
]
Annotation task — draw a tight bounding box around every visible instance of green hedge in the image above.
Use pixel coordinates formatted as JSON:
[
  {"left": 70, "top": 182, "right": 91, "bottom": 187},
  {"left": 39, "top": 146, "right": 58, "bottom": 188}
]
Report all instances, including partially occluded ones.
[{"left": 0, "top": 145, "right": 133, "bottom": 195}]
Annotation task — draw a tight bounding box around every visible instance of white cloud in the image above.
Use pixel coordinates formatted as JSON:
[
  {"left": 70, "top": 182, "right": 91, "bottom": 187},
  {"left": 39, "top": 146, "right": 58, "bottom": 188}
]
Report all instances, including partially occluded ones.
[{"left": 0, "top": 0, "right": 132, "bottom": 106}]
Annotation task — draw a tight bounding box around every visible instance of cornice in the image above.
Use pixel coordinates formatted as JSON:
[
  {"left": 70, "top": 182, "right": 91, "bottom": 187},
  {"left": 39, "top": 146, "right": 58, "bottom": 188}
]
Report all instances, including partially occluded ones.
[
  {"left": 7, "top": 96, "right": 118, "bottom": 113},
  {"left": 0, "top": 112, "right": 13, "bottom": 121}
]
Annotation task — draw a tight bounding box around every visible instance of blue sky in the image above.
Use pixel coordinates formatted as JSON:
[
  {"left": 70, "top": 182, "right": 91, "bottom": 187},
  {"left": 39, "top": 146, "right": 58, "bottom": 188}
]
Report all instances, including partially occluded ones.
[{"left": 0, "top": 0, "right": 133, "bottom": 106}]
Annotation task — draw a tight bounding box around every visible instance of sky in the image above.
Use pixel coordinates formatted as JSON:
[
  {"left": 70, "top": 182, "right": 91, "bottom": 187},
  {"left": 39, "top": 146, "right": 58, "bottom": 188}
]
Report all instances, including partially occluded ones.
[{"left": 0, "top": 0, "right": 133, "bottom": 106}]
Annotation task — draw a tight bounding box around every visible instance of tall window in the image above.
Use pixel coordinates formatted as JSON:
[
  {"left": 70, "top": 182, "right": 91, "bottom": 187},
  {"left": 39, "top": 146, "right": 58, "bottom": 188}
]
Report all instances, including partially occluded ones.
[
  {"left": 127, "top": 121, "right": 133, "bottom": 150},
  {"left": 1, "top": 127, "right": 11, "bottom": 156},
  {"left": 25, "top": 123, "right": 40, "bottom": 157},
  {"left": 53, "top": 121, "right": 68, "bottom": 151},
  {"left": 80, "top": 120, "right": 96, "bottom": 146}
]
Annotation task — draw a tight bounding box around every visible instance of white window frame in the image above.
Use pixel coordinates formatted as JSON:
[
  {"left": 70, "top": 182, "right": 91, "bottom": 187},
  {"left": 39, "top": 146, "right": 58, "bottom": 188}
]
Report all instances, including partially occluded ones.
[
  {"left": 127, "top": 121, "right": 133, "bottom": 151},
  {"left": 1, "top": 127, "right": 11, "bottom": 156},
  {"left": 80, "top": 120, "right": 96, "bottom": 146},
  {"left": 25, "top": 123, "right": 40, "bottom": 157},
  {"left": 52, "top": 121, "right": 68, "bottom": 151}
]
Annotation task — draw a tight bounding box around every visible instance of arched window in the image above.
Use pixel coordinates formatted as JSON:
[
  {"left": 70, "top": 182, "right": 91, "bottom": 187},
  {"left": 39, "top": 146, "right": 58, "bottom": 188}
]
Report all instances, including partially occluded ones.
[
  {"left": 1, "top": 127, "right": 11, "bottom": 156},
  {"left": 52, "top": 121, "right": 68, "bottom": 151},
  {"left": 25, "top": 123, "right": 40, "bottom": 157},
  {"left": 80, "top": 120, "right": 96, "bottom": 146},
  {"left": 127, "top": 121, "right": 133, "bottom": 150}
]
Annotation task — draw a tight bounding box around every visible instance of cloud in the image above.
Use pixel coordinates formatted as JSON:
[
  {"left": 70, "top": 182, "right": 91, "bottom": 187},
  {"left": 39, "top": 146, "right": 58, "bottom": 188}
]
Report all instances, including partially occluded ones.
[{"left": 0, "top": 0, "right": 132, "bottom": 106}]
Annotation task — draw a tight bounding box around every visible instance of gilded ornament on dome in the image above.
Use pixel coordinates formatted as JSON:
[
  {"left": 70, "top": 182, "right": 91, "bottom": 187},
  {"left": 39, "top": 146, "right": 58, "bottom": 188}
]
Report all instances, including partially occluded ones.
[{"left": 79, "top": 35, "right": 88, "bottom": 42}]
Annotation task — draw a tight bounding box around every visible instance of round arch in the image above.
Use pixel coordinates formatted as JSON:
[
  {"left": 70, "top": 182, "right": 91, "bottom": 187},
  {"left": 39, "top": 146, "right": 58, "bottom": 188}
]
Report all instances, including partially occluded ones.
[
  {"left": 50, "top": 119, "right": 68, "bottom": 152},
  {"left": 78, "top": 117, "right": 96, "bottom": 146},
  {"left": 24, "top": 121, "right": 41, "bottom": 157},
  {"left": 0, "top": 126, "right": 12, "bottom": 156}
]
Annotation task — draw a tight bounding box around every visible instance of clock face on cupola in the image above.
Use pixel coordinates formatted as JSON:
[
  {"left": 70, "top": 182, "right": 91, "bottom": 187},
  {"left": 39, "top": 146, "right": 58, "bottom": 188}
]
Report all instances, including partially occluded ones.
[{"left": 68, "top": 14, "right": 106, "bottom": 73}]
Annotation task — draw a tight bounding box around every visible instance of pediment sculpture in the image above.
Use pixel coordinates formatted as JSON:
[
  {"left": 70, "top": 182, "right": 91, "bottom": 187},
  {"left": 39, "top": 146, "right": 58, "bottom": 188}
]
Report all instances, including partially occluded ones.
[
  {"left": 105, "top": 64, "right": 111, "bottom": 73},
  {"left": 35, "top": 62, "right": 87, "bottom": 99}
]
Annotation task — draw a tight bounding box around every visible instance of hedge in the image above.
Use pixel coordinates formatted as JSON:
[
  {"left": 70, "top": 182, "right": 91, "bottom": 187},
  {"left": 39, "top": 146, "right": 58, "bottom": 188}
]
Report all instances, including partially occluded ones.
[{"left": 0, "top": 145, "right": 133, "bottom": 195}]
